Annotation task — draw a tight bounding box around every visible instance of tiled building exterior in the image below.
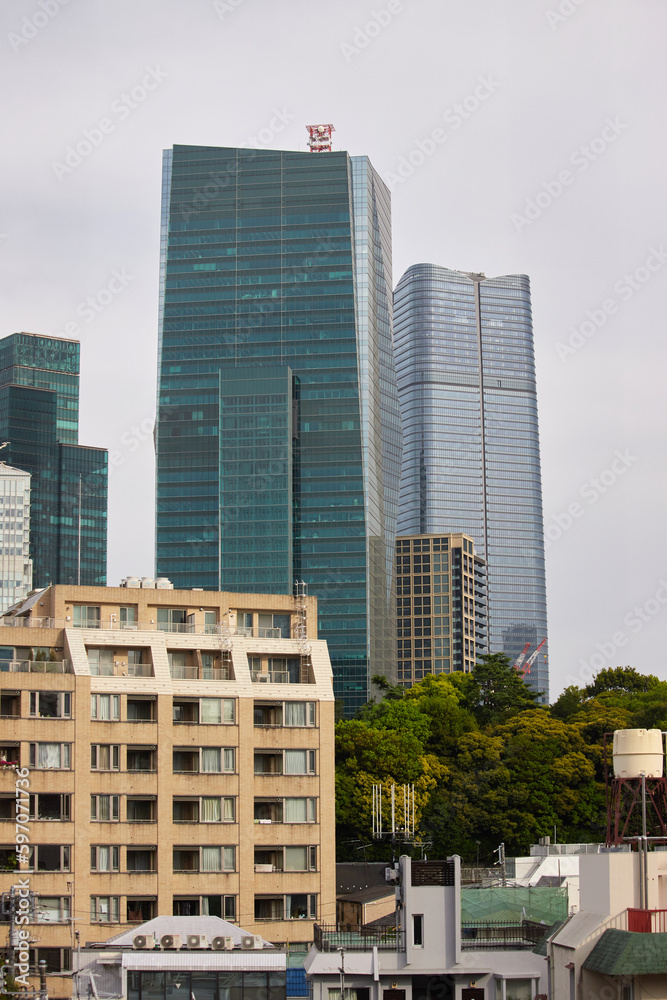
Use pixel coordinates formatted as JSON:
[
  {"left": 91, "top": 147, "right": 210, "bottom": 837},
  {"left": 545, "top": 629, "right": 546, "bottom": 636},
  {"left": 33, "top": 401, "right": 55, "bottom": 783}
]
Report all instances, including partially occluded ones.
[
  {"left": 395, "top": 533, "right": 487, "bottom": 685},
  {"left": 0, "top": 584, "right": 335, "bottom": 998}
]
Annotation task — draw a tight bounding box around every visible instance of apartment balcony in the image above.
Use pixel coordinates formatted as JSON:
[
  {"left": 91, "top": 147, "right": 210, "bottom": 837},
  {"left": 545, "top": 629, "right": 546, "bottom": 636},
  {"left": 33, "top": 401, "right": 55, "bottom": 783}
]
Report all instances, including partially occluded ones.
[
  {"left": 169, "top": 665, "right": 233, "bottom": 681},
  {"left": 90, "top": 663, "right": 153, "bottom": 677},
  {"left": 0, "top": 618, "right": 287, "bottom": 638},
  {"left": 0, "top": 659, "right": 72, "bottom": 674},
  {"left": 460, "top": 919, "right": 550, "bottom": 950},
  {"left": 313, "top": 924, "right": 405, "bottom": 952}
]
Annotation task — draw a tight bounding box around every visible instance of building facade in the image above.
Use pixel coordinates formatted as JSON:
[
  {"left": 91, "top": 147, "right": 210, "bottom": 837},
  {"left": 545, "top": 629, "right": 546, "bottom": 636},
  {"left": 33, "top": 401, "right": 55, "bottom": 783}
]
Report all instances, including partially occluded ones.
[
  {"left": 395, "top": 533, "right": 487, "bottom": 686},
  {"left": 155, "top": 145, "right": 401, "bottom": 714},
  {"left": 0, "top": 583, "right": 335, "bottom": 998},
  {"left": 0, "top": 461, "right": 32, "bottom": 612},
  {"left": 0, "top": 332, "right": 108, "bottom": 589},
  {"left": 393, "top": 265, "right": 548, "bottom": 699}
]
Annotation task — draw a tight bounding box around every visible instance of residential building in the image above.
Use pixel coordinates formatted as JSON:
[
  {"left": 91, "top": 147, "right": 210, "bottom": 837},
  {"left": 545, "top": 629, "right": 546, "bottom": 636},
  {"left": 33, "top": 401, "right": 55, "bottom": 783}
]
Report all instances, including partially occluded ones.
[
  {"left": 395, "top": 532, "right": 487, "bottom": 685},
  {"left": 0, "top": 461, "right": 32, "bottom": 612},
  {"left": 0, "top": 582, "right": 335, "bottom": 999},
  {"left": 393, "top": 265, "right": 549, "bottom": 700},
  {"left": 0, "top": 332, "right": 108, "bottom": 588},
  {"left": 547, "top": 849, "right": 667, "bottom": 996},
  {"left": 155, "top": 145, "right": 401, "bottom": 714},
  {"left": 305, "top": 855, "right": 549, "bottom": 998},
  {"left": 74, "top": 915, "right": 285, "bottom": 1000}
]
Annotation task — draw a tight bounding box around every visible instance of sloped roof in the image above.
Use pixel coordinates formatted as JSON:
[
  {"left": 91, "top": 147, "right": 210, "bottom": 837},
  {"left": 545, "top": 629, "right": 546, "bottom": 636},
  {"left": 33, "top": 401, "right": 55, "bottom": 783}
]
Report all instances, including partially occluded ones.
[
  {"left": 337, "top": 863, "right": 389, "bottom": 895},
  {"left": 99, "top": 916, "right": 272, "bottom": 948},
  {"left": 583, "top": 929, "right": 667, "bottom": 973},
  {"left": 550, "top": 911, "right": 606, "bottom": 948},
  {"left": 339, "top": 886, "right": 395, "bottom": 905}
]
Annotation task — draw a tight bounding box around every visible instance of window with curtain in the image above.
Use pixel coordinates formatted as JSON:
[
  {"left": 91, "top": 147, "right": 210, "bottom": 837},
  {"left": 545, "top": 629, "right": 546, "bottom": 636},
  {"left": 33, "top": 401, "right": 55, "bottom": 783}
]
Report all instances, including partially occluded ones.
[
  {"left": 91, "top": 694, "right": 120, "bottom": 720},
  {"left": 201, "top": 748, "right": 221, "bottom": 773},
  {"left": 201, "top": 699, "right": 222, "bottom": 724},
  {"left": 201, "top": 847, "right": 221, "bottom": 872},
  {"left": 223, "top": 847, "right": 235, "bottom": 871},
  {"left": 284, "top": 750, "right": 307, "bottom": 774},
  {"left": 34, "top": 743, "right": 69, "bottom": 769},
  {"left": 284, "top": 702, "right": 315, "bottom": 727},
  {"left": 223, "top": 699, "right": 235, "bottom": 723},
  {"left": 223, "top": 797, "right": 235, "bottom": 822},
  {"left": 201, "top": 797, "right": 221, "bottom": 822},
  {"left": 283, "top": 798, "right": 307, "bottom": 823},
  {"left": 91, "top": 845, "right": 119, "bottom": 872},
  {"left": 37, "top": 897, "right": 69, "bottom": 922},
  {"left": 284, "top": 847, "right": 307, "bottom": 871},
  {"left": 223, "top": 748, "right": 235, "bottom": 772}
]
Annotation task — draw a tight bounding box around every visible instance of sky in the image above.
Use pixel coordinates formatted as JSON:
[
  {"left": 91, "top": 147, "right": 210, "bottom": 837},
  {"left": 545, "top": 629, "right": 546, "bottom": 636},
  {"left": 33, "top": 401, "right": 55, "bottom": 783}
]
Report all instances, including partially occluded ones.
[{"left": 2, "top": 0, "right": 665, "bottom": 701}]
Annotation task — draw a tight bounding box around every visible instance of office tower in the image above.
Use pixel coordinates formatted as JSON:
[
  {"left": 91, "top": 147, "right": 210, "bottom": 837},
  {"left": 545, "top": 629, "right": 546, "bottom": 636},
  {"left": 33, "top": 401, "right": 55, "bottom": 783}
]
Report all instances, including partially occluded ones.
[
  {"left": 395, "top": 533, "right": 487, "bottom": 685},
  {"left": 394, "top": 265, "right": 548, "bottom": 699},
  {"left": 156, "top": 145, "right": 401, "bottom": 713},
  {"left": 0, "top": 332, "right": 108, "bottom": 588},
  {"left": 0, "top": 461, "right": 32, "bottom": 612},
  {"left": 0, "top": 582, "right": 335, "bottom": 998}
]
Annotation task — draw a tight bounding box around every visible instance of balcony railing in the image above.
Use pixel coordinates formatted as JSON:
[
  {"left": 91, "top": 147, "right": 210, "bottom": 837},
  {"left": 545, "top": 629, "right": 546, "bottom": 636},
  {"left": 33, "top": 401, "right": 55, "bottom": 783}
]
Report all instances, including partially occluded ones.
[
  {"left": 627, "top": 908, "right": 667, "bottom": 933},
  {"left": 251, "top": 670, "right": 292, "bottom": 684},
  {"left": 89, "top": 663, "right": 153, "bottom": 677},
  {"left": 169, "top": 665, "right": 233, "bottom": 681},
  {"left": 461, "top": 920, "right": 550, "bottom": 950},
  {"left": 0, "top": 618, "right": 290, "bottom": 639},
  {"left": 313, "top": 924, "right": 405, "bottom": 952},
  {"left": 0, "top": 659, "right": 72, "bottom": 674}
]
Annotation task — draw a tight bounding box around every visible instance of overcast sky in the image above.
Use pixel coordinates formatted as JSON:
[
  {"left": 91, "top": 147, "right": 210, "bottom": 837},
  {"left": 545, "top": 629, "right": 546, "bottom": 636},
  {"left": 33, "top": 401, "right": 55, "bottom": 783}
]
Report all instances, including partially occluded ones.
[{"left": 2, "top": 0, "right": 665, "bottom": 700}]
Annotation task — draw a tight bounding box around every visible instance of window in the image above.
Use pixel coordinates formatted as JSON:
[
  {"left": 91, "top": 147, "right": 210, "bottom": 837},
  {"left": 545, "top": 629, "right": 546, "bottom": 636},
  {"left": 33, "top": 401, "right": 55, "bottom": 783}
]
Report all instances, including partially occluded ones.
[
  {"left": 127, "top": 899, "right": 155, "bottom": 922},
  {"left": 254, "top": 798, "right": 316, "bottom": 823},
  {"left": 90, "top": 896, "right": 120, "bottom": 923},
  {"left": 173, "top": 698, "right": 234, "bottom": 724},
  {"left": 413, "top": 913, "right": 424, "bottom": 946},
  {"left": 126, "top": 849, "right": 156, "bottom": 872},
  {"left": 29, "top": 948, "right": 71, "bottom": 974},
  {"left": 284, "top": 750, "right": 316, "bottom": 775},
  {"left": 91, "top": 694, "right": 120, "bottom": 721},
  {"left": 504, "top": 982, "right": 533, "bottom": 1000},
  {"left": 90, "top": 846, "right": 119, "bottom": 872},
  {"left": 173, "top": 796, "right": 235, "bottom": 824},
  {"left": 0, "top": 693, "right": 20, "bottom": 718},
  {"left": 0, "top": 847, "right": 17, "bottom": 871},
  {"left": 0, "top": 744, "right": 19, "bottom": 766},
  {"left": 29, "top": 743, "right": 71, "bottom": 769},
  {"left": 173, "top": 747, "right": 234, "bottom": 774},
  {"left": 157, "top": 608, "right": 187, "bottom": 633},
  {"left": 258, "top": 613, "right": 291, "bottom": 638},
  {"left": 172, "top": 896, "right": 236, "bottom": 919},
  {"left": 255, "top": 894, "right": 316, "bottom": 920},
  {"left": 29, "top": 692, "right": 71, "bottom": 718},
  {"left": 90, "top": 795, "right": 120, "bottom": 822},
  {"left": 284, "top": 702, "right": 316, "bottom": 727},
  {"left": 127, "top": 698, "right": 155, "bottom": 721},
  {"left": 173, "top": 847, "right": 235, "bottom": 873},
  {"left": 120, "top": 606, "right": 137, "bottom": 629},
  {"left": 91, "top": 745, "right": 120, "bottom": 771},
  {"left": 126, "top": 746, "right": 156, "bottom": 771},
  {"left": 30, "top": 794, "right": 70, "bottom": 821},
  {"left": 30, "top": 845, "right": 70, "bottom": 872},
  {"left": 35, "top": 896, "right": 70, "bottom": 923},
  {"left": 284, "top": 846, "right": 317, "bottom": 872},
  {"left": 204, "top": 611, "right": 217, "bottom": 634},
  {"left": 126, "top": 798, "right": 156, "bottom": 823},
  {"left": 87, "top": 648, "right": 114, "bottom": 675},
  {"left": 73, "top": 605, "right": 100, "bottom": 628}
]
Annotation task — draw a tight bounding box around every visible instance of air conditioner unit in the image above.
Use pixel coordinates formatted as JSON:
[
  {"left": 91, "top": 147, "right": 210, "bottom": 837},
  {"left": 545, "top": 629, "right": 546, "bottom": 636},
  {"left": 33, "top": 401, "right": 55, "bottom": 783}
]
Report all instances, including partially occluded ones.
[
  {"left": 133, "top": 935, "right": 149, "bottom": 949},
  {"left": 212, "top": 936, "right": 235, "bottom": 951},
  {"left": 187, "top": 934, "right": 208, "bottom": 949},
  {"left": 241, "top": 935, "right": 264, "bottom": 950},
  {"left": 256, "top": 673, "right": 270, "bottom": 683},
  {"left": 385, "top": 867, "right": 398, "bottom": 882},
  {"left": 161, "top": 934, "right": 183, "bottom": 950}
]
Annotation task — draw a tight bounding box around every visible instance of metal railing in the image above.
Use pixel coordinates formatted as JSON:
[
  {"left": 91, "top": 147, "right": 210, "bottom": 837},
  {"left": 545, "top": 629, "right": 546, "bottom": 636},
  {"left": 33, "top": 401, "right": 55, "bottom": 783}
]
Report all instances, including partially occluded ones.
[
  {"left": 460, "top": 920, "right": 549, "bottom": 950},
  {"left": 89, "top": 663, "right": 153, "bottom": 677},
  {"left": 0, "top": 618, "right": 290, "bottom": 638},
  {"left": 251, "top": 670, "right": 292, "bottom": 684},
  {"left": 313, "top": 924, "right": 405, "bottom": 952},
  {"left": 169, "top": 666, "right": 233, "bottom": 681},
  {"left": 627, "top": 907, "right": 667, "bottom": 933},
  {"left": 0, "top": 659, "right": 72, "bottom": 674}
]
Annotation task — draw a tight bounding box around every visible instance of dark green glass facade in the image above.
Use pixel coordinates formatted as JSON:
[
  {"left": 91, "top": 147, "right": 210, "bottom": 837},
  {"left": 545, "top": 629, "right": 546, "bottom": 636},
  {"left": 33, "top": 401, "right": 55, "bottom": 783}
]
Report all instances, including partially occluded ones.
[
  {"left": 0, "top": 333, "right": 107, "bottom": 588},
  {"left": 156, "top": 145, "right": 400, "bottom": 713}
]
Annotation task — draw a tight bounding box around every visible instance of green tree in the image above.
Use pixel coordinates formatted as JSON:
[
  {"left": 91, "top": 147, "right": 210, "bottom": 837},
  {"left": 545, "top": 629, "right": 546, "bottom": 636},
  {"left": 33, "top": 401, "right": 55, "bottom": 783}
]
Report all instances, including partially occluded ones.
[{"left": 464, "top": 653, "right": 539, "bottom": 726}]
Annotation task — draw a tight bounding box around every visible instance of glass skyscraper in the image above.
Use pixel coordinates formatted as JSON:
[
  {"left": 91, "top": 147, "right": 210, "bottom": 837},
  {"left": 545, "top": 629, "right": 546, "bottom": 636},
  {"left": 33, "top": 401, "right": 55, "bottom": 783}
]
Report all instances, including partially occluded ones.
[
  {"left": 393, "top": 265, "right": 548, "bottom": 699},
  {"left": 156, "top": 145, "right": 401, "bottom": 713},
  {"left": 0, "top": 332, "right": 108, "bottom": 589}
]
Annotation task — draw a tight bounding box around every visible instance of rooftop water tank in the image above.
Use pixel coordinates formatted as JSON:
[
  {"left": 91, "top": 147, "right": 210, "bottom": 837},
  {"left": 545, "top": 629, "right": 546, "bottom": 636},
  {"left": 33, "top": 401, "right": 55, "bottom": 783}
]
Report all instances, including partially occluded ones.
[{"left": 613, "top": 728, "right": 664, "bottom": 779}]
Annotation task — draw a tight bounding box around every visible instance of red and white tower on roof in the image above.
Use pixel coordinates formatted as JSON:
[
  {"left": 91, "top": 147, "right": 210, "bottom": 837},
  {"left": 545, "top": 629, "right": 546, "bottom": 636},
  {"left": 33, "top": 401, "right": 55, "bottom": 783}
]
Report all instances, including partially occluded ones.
[{"left": 306, "top": 124, "right": 335, "bottom": 152}]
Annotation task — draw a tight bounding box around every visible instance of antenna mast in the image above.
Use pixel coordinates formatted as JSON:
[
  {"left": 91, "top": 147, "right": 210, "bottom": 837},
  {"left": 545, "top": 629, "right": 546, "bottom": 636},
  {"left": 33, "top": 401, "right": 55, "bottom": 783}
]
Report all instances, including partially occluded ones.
[{"left": 306, "top": 124, "right": 335, "bottom": 152}]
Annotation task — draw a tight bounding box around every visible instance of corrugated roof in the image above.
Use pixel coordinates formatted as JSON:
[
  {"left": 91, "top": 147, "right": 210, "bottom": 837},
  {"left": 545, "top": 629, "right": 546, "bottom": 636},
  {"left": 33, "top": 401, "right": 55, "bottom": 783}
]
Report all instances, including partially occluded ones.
[
  {"left": 339, "top": 886, "right": 395, "bottom": 904},
  {"left": 122, "top": 952, "right": 285, "bottom": 972},
  {"left": 103, "top": 916, "right": 266, "bottom": 948},
  {"left": 550, "top": 911, "right": 606, "bottom": 948},
  {"left": 583, "top": 929, "right": 667, "bottom": 974}
]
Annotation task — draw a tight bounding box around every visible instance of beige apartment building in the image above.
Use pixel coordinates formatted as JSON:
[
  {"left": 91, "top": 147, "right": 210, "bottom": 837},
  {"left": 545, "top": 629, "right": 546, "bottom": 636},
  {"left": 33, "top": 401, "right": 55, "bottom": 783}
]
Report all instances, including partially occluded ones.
[{"left": 0, "top": 582, "right": 336, "bottom": 998}]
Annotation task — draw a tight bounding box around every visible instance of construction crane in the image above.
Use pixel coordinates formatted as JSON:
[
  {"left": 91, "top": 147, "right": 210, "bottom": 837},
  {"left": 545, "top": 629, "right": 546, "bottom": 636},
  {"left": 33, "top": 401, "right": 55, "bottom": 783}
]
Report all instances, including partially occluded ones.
[
  {"left": 513, "top": 642, "right": 531, "bottom": 673},
  {"left": 517, "top": 638, "right": 546, "bottom": 679}
]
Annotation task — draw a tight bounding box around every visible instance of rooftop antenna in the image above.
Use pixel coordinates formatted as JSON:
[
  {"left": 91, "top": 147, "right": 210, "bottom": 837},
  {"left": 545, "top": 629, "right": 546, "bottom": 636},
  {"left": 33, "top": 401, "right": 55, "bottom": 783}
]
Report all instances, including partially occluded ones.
[{"left": 306, "top": 124, "right": 335, "bottom": 152}]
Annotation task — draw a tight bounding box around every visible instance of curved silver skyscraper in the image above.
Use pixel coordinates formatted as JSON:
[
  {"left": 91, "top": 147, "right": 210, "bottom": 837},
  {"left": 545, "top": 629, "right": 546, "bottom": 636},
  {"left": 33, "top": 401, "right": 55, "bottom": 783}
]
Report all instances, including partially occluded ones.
[{"left": 394, "top": 264, "right": 548, "bottom": 700}]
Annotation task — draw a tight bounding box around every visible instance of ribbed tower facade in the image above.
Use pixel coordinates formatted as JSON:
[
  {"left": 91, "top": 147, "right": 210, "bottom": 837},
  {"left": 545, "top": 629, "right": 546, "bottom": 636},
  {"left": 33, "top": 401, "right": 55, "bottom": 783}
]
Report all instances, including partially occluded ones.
[
  {"left": 394, "top": 264, "right": 548, "bottom": 699},
  {"left": 156, "top": 145, "right": 401, "bottom": 714}
]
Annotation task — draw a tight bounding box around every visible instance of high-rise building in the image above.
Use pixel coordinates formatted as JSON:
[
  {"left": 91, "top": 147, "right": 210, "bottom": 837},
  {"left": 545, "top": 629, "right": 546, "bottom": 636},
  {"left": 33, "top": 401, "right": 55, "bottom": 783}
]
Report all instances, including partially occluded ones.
[
  {"left": 0, "top": 332, "right": 108, "bottom": 588},
  {"left": 0, "top": 582, "right": 335, "bottom": 998},
  {"left": 393, "top": 265, "right": 548, "bottom": 699},
  {"left": 156, "top": 145, "right": 401, "bottom": 713},
  {"left": 395, "top": 533, "right": 487, "bottom": 685},
  {"left": 0, "top": 461, "right": 32, "bottom": 612}
]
